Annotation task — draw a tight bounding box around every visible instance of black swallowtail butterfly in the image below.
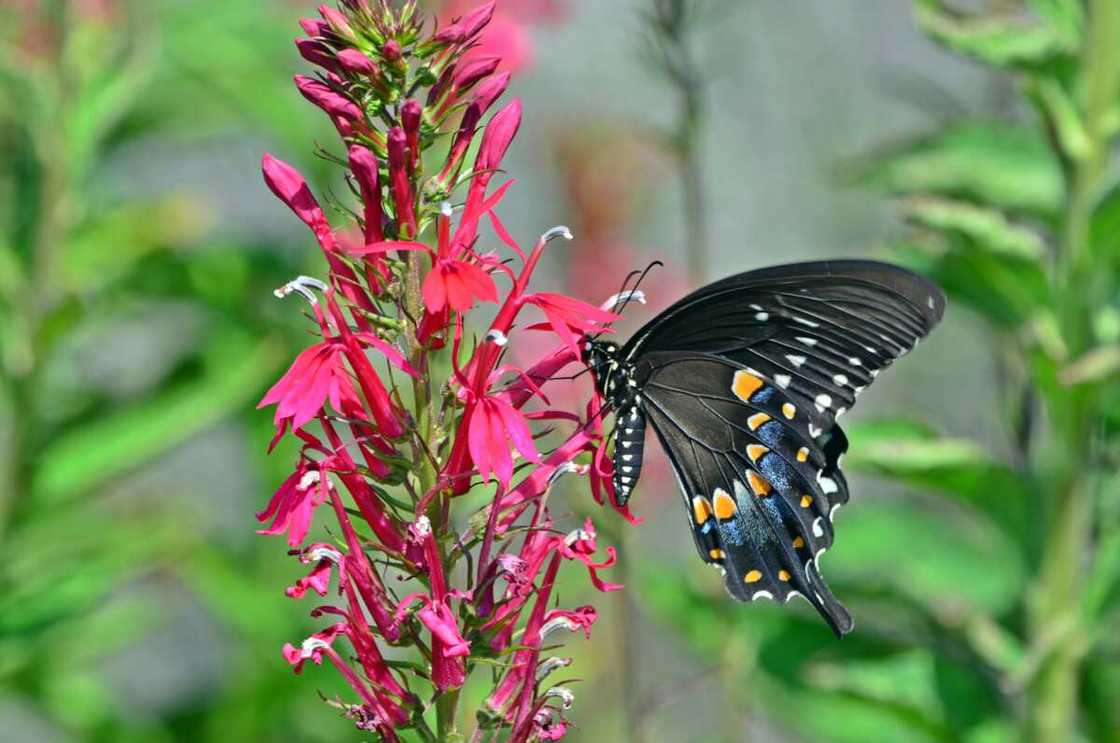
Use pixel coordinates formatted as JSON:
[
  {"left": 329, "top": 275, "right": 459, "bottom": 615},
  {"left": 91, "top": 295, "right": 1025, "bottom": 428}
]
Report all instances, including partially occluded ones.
[{"left": 582, "top": 260, "right": 945, "bottom": 636}]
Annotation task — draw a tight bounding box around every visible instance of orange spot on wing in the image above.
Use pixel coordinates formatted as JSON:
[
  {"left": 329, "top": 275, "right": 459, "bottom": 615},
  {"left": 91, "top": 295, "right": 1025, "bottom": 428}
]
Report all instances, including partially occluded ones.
[
  {"left": 746, "top": 470, "right": 772, "bottom": 497},
  {"left": 744, "top": 569, "right": 763, "bottom": 584},
  {"left": 747, "top": 413, "right": 771, "bottom": 431},
  {"left": 713, "top": 488, "right": 737, "bottom": 520},
  {"left": 778, "top": 569, "right": 791, "bottom": 582},
  {"left": 792, "top": 536, "right": 805, "bottom": 549},
  {"left": 709, "top": 548, "right": 725, "bottom": 560},
  {"left": 692, "top": 496, "right": 713, "bottom": 525},
  {"left": 796, "top": 447, "right": 809, "bottom": 463},
  {"left": 782, "top": 403, "right": 796, "bottom": 419},
  {"left": 800, "top": 495, "right": 813, "bottom": 508},
  {"left": 746, "top": 444, "right": 769, "bottom": 463},
  {"left": 732, "top": 371, "right": 765, "bottom": 402}
]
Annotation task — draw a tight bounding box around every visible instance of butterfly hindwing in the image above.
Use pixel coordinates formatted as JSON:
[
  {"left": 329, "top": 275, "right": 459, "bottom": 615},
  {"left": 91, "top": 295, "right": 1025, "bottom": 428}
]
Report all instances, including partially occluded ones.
[{"left": 634, "top": 352, "right": 854, "bottom": 635}]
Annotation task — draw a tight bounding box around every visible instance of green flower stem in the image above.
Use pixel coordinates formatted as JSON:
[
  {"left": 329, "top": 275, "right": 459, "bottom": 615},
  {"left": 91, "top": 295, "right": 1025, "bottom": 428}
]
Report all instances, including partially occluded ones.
[
  {"left": 1030, "top": 1, "right": 1120, "bottom": 740},
  {"left": 401, "top": 244, "right": 461, "bottom": 739}
]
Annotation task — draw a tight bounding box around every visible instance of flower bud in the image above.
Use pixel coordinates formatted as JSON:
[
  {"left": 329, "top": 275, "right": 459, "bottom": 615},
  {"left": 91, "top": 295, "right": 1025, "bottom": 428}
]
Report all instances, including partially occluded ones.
[
  {"left": 337, "top": 48, "right": 377, "bottom": 76},
  {"left": 433, "top": 22, "right": 465, "bottom": 45},
  {"left": 387, "top": 127, "right": 416, "bottom": 237},
  {"left": 401, "top": 99, "right": 422, "bottom": 165},
  {"left": 460, "top": 1, "right": 496, "bottom": 38},
  {"left": 472, "top": 71, "right": 510, "bottom": 117},
  {"left": 295, "top": 75, "right": 363, "bottom": 123},
  {"left": 477, "top": 98, "right": 522, "bottom": 173},
  {"left": 348, "top": 145, "right": 384, "bottom": 243},
  {"left": 381, "top": 39, "right": 402, "bottom": 62},
  {"left": 299, "top": 17, "right": 329, "bottom": 37},
  {"left": 455, "top": 55, "right": 500, "bottom": 92},
  {"left": 295, "top": 38, "right": 337, "bottom": 71},
  {"left": 319, "top": 4, "right": 354, "bottom": 39}
]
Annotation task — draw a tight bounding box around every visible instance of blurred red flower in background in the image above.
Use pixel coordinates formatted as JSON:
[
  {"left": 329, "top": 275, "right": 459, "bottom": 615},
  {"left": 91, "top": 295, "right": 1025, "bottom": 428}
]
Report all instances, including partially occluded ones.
[{"left": 440, "top": 0, "right": 570, "bottom": 73}]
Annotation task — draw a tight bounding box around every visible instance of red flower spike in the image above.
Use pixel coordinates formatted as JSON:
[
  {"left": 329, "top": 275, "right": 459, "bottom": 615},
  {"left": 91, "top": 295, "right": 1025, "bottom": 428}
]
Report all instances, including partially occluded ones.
[{"left": 263, "top": 4, "right": 619, "bottom": 736}]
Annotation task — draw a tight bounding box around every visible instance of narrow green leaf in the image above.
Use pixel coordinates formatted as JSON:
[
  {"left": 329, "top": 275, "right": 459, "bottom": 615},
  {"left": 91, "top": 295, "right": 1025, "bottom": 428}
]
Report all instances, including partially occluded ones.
[
  {"left": 915, "top": 0, "right": 1075, "bottom": 68},
  {"left": 32, "top": 330, "right": 283, "bottom": 502},
  {"left": 1026, "top": 77, "right": 1093, "bottom": 160},
  {"left": 900, "top": 196, "right": 1047, "bottom": 260},
  {"left": 1059, "top": 344, "right": 1120, "bottom": 385},
  {"left": 849, "top": 122, "right": 1063, "bottom": 217}
]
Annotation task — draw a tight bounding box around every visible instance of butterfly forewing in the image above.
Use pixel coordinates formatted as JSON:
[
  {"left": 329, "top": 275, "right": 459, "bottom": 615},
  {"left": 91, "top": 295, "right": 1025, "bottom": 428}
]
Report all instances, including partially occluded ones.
[{"left": 622, "top": 260, "right": 944, "bottom": 426}]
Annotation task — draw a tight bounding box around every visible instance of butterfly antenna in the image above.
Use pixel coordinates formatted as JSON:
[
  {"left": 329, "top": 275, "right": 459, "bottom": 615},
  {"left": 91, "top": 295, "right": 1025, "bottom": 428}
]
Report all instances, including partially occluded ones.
[{"left": 613, "top": 260, "right": 663, "bottom": 317}]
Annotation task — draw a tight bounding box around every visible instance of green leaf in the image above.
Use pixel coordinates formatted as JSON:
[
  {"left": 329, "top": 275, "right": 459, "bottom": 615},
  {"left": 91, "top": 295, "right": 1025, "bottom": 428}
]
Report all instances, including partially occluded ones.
[
  {"left": 914, "top": 0, "right": 1075, "bottom": 68},
  {"left": 1027, "top": 0, "right": 1084, "bottom": 45},
  {"left": 1026, "top": 76, "right": 1093, "bottom": 161},
  {"left": 850, "top": 122, "right": 1063, "bottom": 218},
  {"left": 899, "top": 196, "right": 1047, "bottom": 260},
  {"left": 1090, "top": 179, "right": 1120, "bottom": 269},
  {"left": 1059, "top": 344, "right": 1120, "bottom": 386},
  {"left": 32, "top": 329, "right": 283, "bottom": 502}
]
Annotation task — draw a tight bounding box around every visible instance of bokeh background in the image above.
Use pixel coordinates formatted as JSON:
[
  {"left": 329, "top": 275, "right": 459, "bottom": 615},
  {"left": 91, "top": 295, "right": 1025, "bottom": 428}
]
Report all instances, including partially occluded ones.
[{"left": 3, "top": 1, "right": 1118, "bottom": 741}]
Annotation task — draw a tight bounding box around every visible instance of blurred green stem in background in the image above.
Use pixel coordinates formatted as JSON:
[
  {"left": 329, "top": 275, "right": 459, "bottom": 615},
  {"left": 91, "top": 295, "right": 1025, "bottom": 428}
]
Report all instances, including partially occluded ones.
[
  {"left": 1030, "top": 0, "right": 1120, "bottom": 740},
  {"left": 645, "top": 0, "right": 711, "bottom": 284}
]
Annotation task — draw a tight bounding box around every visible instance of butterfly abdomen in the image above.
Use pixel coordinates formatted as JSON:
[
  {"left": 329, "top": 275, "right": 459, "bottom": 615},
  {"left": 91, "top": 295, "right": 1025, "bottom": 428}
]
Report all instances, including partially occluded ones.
[{"left": 612, "top": 404, "right": 646, "bottom": 506}]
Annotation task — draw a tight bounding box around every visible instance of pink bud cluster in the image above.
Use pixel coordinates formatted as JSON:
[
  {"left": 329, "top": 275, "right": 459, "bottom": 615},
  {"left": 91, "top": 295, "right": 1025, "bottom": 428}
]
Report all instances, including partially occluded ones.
[{"left": 256, "top": 3, "right": 631, "bottom": 740}]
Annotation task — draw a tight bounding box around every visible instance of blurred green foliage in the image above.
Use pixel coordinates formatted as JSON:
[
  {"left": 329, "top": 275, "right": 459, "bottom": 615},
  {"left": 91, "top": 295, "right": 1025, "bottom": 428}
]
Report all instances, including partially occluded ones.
[
  {"left": 640, "top": 1, "right": 1120, "bottom": 742},
  {"left": 0, "top": 2, "right": 358, "bottom": 740}
]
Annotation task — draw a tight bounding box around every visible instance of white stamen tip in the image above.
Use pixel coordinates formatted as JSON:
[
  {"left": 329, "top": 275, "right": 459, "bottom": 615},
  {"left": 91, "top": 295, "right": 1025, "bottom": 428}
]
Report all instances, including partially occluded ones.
[
  {"left": 301, "top": 637, "right": 332, "bottom": 657},
  {"left": 543, "top": 225, "right": 573, "bottom": 243},
  {"left": 440, "top": 201, "right": 453, "bottom": 217},
  {"left": 298, "top": 471, "right": 322, "bottom": 490},
  {"left": 275, "top": 275, "right": 329, "bottom": 305},
  {"left": 544, "top": 686, "right": 575, "bottom": 710},
  {"left": 602, "top": 289, "right": 647, "bottom": 311},
  {"left": 306, "top": 546, "right": 343, "bottom": 564},
  {"left": 536, "top": 657, "right": 573, "bottom": 681},
  {"left": 548, "top": 461, "right": 585, "bottom": 485},
  {"left": 485, "top": 329, "right": 509, "bottom": 346},
  {"left": 414, "top": 515, "right": 432, "bottom": 538}
]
